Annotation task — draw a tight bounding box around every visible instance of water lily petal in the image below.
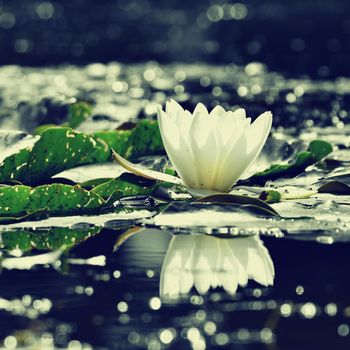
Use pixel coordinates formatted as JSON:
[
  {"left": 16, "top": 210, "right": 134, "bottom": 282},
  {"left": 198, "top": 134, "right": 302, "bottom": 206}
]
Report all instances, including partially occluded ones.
[
  {"left": 233, "top": 108, "right": 246, "bottom": 122},
  {"left": 245, "top": 111, "right": 273, "bottom": 156},
  {"left": 213, "top": 128, "right": 250, "bottom": 191},
  {"left": 166, "top": 99, "right": 184, "bottom": 120},
  {"left": 240, "top": 112, "right": 272, "bottom": 180},
  {"left": 187, "top": 110, "right": 221, "bottom": 189},
  {"left": 158, "top": 101, "right": 272, "bottom": 194},
  {"left": 157, "top": 108, "right": 182, "bottom": 149},
  {"left": 214, "top": 113, "right": 270, "bottom": 191},
  {"left": 209, "top": 105, "right": 226, "bottom": 117},
  {"left": 158, "top": 107, "right": 199, "bottom": 188},
  {"left": 193, "top": 102, "right": 209, "bottom": 117}
]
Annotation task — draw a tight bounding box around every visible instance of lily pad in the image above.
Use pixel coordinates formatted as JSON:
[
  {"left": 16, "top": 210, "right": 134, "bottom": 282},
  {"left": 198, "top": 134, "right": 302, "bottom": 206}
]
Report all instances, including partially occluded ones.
[
  {"left": 0, "top": 127, "right": 109, "bottom": 185},
  {"left": 317, "top": 181, "right": 350, "bottom": 195},
  {"left": 92, "top": 173, "right": 157, "bottom": 200},
  {"left": 247, "top": 140, "right": 333, "bottom": 184},
  {"left": 0, "top": 183, "right": 104, "bottom": 217},
  {"left": 0, "top": 120, "right": 164, "bottom": 185},
  {"left": 196, "top": 194, "right": 280, "bottom": 217}
]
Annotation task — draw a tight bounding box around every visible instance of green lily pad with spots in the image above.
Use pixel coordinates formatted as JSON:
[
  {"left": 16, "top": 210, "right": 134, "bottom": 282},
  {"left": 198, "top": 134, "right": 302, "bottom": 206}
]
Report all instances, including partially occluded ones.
[
  {"left": 0, "top": 183, "right": 105, "bottom": 217},
  {"left": 92, "top": 119, "right": 164, "bottom": 160},
  {"left": 0, "top": 120, "right": 163, "bottom": 185},
  {"left": 0, "top": 127, "right": 109, "bottom": 185},
  {"left": 92, "top": 173, "right": 157, "bottom": 200}
]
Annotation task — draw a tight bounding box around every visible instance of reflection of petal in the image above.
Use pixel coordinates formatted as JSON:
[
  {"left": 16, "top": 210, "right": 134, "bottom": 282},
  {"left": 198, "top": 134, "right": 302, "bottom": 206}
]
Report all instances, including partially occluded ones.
[
  {"left": 159, "top": 235, "right": 195, "bottom": 298},
  {"left": 219, "top": 240, "right": 239, "bottom": 294},
  {"left": 160, "top": 234, "right": 275, "bottom": 300},
  {"left": 192, "top": 235, "right": 219, "bottom": 294}
]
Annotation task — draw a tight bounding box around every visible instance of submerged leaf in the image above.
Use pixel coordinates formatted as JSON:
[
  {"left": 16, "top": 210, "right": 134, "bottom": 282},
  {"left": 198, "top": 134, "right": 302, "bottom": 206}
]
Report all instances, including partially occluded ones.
[
  {"left": 0, "top": 226, "right": 101, "bottom": 252},
  {"left": 0, "top": 209, "right": 49, "bottom": 224},
  {"left": 67, "top": 101, "right": 93, "bottom": 128},
  {"left": 35, "top": 101, "right": 93, "bottom": 134}
]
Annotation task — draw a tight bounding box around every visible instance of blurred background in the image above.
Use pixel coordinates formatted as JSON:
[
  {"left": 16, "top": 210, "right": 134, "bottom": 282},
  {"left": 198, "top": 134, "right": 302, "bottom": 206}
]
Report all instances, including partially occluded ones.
[{"left": 1, "top": 0, "right": 350, "bottom": 78}]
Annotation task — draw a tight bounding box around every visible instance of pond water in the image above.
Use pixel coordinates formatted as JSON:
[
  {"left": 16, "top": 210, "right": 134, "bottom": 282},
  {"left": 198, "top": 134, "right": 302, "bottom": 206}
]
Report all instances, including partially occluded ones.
[
  {"left": 1, "top": 228, "right": 350, "bottom": 350},
  {"left": 0, "top": 62, "right": 350, "bottom": 349}
]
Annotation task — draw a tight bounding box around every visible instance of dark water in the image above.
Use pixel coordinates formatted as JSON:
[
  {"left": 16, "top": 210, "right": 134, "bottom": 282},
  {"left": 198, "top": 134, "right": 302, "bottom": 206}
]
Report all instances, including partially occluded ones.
[
  {"left": 1, "top": 228, "right": 350, "bottom": 349},
  {"left": 1, "top": 0, "right": 350, "bottom": 78}
]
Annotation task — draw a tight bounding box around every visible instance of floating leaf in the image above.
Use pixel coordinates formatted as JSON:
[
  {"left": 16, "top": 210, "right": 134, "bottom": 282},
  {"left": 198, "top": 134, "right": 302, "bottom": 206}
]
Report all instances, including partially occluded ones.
[
  {"left": 259, "top": 188, "right": 317, "bottom": 204},
  {"left": 247, "top": 140, "right": 333, "bottom": 185},
  {"left": 127, "top": 120, "right": 164, "bottom": 159},
  {"left": 92, "top": 173, "right": 157, "bottom": 200},
  {"left": 94, "top": 120, "right": 164, "bottom": 160},
  {"left": 80, "top": 178, "right": 115, "bottom": 190},
  {"left": 0, "top": 183, "right": 104, "bottom": 217},
  {"left": 0, "top": 130, "right": 39, "bottom": 163},
  {"left": 196, "top": 194, "right": 280, "bottom": 217},
  {"left": 0, "top": 120, "right": 164, "bottom": 185},
  {"left": 0, "top": 127, "right": 109, "bottom": 185},
  {"left": 318, "top": 181, "right": 350, "bottom": 195}
]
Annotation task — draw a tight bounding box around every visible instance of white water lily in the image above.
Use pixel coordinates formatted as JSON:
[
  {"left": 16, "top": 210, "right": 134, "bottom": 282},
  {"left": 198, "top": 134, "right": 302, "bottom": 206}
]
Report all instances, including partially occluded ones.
[
  {"left": 113, "top": 100, "right": 272, "bottom": 196},
  {"left": 159, "top": 234, "right": 274, "bottom": 299}
]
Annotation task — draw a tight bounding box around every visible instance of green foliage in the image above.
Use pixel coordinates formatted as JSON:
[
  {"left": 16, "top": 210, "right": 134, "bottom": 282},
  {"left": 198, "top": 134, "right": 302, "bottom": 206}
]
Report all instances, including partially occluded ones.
[
  {"left": 35, "top": 101, "right": 93, "bottom": 134},
  {"left": 0, "top": 127, "right": 109, "bottom": 185},
  {"left": 128, "top": 119, "right": 164, "bottom": 159},
  {"left": 92, "top": 119, "right": 164, "bottom": 160},
  {"left": 0, "top": 174, "right": 158, "bottom": 220},
  {"left": 0, "top": 227, "right": 101, "bottom": 252},
  {"left": 248, "top": 140, "right": 333, "bottom": 184},
  {"left": 0, "top": 120, "right": 164, "bottom": 185},
  {"left": 92, "top": 173, "right": 157, "bottom": 200},
  {"left": 67, "top": 101, "right": 93, "bottom": 128},
  {"left": 0, "top": 183, "right": 104, "bottom": 217},
  {"left": 259, "top": 190, "right": 282, "bottom": 204}
]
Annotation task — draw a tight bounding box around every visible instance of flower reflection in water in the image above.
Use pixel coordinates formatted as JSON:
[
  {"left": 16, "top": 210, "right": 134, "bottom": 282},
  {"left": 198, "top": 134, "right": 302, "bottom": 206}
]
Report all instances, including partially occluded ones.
[{"left": 160, "top": 234, "right": 274, "bottom": 299}]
